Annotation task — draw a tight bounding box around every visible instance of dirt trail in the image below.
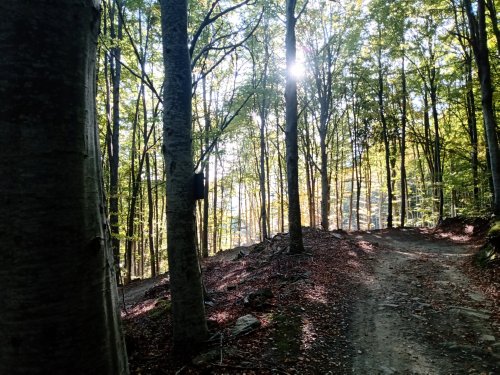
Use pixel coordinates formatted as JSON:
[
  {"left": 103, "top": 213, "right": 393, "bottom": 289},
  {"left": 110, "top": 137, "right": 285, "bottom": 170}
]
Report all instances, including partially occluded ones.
[{"left": 349, "top": 228, "right": 500, "bottom": 374}]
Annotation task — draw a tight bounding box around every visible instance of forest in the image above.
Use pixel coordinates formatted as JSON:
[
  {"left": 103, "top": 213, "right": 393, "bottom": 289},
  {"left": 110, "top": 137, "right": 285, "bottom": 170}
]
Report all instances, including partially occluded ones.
[
  {"left": 0, "top": 0, "right": 499, "bottom": 374},
  {"left": 95, "top": 0, "right": 499, "bottom": 280}
]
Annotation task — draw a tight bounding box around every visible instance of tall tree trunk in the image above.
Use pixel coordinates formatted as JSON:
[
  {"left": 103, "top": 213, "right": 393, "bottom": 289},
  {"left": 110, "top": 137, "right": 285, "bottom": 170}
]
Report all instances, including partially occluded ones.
[
  {"left": 238, "top": 161, "right": 243, "bottom": 245},
  {"left": 108, "top": 0, "right": 123, "bottom": 283},
  {"left": 0, "top": 1, "right": 129, "bottom": 373},
  {"left": 259, "top": 112, "right": 268, "bottom": 240},
  {"left": 201, "top": 77, "right": 211, "bottom": 258},
  {"left": 320, "top": 131, "right": 330, "bottom": 230},
  {"left": 400, "top": 53, "right": 407, "bottom": 227},
  {"left": 212, "top": 145, "right": 219, "bottom": 253},
  {"left": 486, "top": 0, "right": 500, "bottom": 56},
  {"left": 377, "top": 27, "right": 393, "bottom": 228},
  {"left": 277, "top": 117, "right": 286, "bottom": 233},
  {"left": 258, "top": 31, "right": 270, "bottom": 240},
  {"left": 285, "top": 0, "right": 305, "bottom": 253},
  {"left": 160, "top": 0, "right": 208, "bottom": 355},
  {"left": 429, "top": 60, "right": 443, "bottom": 223},
  {"left": 466, "top": 60, "right": 480, "bottom": 210},
  {"left": 464, "top": 0, "right": 500, "bottom": 216}
]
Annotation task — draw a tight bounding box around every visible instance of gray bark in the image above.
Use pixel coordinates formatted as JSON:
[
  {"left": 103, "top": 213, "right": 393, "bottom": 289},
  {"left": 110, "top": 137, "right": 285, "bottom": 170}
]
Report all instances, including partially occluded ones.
[
  {"left": 400, "top": 54, "right": 407, "bottom": 227},
  {"left": 202, "top": 77, "right": 210, "bottom": 258},
  {"left": 160, "top": 0, "right": 208, "bottom": 354},
  {"left": 377, "top": 27, "right": 393, "bottom": 228},
  {"left": 0, "top": 1, "right": 128, "bottom": 373},
  {"left": 285, "top": 0, "right": 305, "bottom": 253}
]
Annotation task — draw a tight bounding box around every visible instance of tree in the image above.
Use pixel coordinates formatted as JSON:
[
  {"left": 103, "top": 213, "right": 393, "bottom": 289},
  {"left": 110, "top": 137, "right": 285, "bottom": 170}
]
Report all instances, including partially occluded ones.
[
  {"left": 105, "top": 0, "right": 124, "bottom": 283},
  {"left": 286, "top": 0, "right": 306, "bottom": 253},
  {"left": 160, "top": 0, "right": 208, "bottom": 354},
  {"left": 0, "top": 1, "right": 129, "bottom": 373},
  {"left": 464, "top": 0, "right": 500, "bottom": 216}
]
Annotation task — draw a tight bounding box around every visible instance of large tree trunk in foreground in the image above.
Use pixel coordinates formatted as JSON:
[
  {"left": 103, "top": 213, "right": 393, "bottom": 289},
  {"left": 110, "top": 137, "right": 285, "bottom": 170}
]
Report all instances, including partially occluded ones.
[
  {"left": 0, "top": 1, "right": 129, "bottom": 374},
  {"left": 285, "top": 0, "right": 305, "bottom": 254},
  {"left": 160, "top": 0, "right": 208, "bottom": 355}
]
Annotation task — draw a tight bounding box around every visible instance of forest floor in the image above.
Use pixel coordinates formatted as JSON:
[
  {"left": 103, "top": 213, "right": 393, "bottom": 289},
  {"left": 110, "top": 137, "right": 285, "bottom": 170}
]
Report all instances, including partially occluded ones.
[{"left": 120, "top": 219, "right": 500, "bottom": 374}]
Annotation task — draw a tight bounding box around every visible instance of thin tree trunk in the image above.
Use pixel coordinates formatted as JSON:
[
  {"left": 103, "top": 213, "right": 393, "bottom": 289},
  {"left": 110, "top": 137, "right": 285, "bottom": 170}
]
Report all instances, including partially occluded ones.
[
  {"left": 400, "top": 53, "right": 407, "bottom": 227},
  {"left": 202, "top": 77, "right": 211, "bottom": 258},
  {"left": 276, "top": 115, "right": 285, "bottom": 233},
  {"left": 108, "top": 0, "right": 123, "bottom": 283},
  {"left": 377, "top": 27, "right": 393, "bottom": 228},
  {"left": 429, "top": 63, "right": 443, "bottom": 223},
  {"left": 212, "top": 144, "right": 219, "bottom": 253}
]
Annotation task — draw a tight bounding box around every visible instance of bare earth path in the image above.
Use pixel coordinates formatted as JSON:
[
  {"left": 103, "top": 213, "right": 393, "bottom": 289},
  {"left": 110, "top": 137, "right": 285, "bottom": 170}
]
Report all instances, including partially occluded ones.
[{"left": 349, "top": 228, "right": 500, "bottom": 374}]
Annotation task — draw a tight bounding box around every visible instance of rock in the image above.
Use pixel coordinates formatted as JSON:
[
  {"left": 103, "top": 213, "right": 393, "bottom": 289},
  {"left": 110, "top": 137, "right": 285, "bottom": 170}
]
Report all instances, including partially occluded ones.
[
  {"left": 411, "top": 314, "right": 427, "bottom": 321},
  {"left": 288, "top": 271, "right": 312, "bottom": 283},
  {"left": 450, "top": 306, "right": 491, "bottom": 320},
  {"left": 380, "top": 303, "right": 399, "bottom": 308},
  {"left": 468, "top": 291, "right": 485, "bottom": 302},
  {"left": 232, "top": 314, "right": 261, "bottom": 336},
  {"left": 192, "top": 349, "right": 219, "bottom": 366},
  {"left": 479, "top": 334, "right": 496, "bottom": 342},
  {"left": 144, "top": 282, "right": 170, "bottom": 299},
  {"left": 379, "top": 365, "right": 396, "bottom": 374},
  {"left": 332, "top": 233, "right": 343, "bottom": 239},
  {"left": 250, "top": 242, "right": 266, "bottom": 253},
  {"left": 244, "top": 288, "right": 273, "bottom": 308},
  {"left": 233, "top": 248, "right": 249, "bottom": 260}
]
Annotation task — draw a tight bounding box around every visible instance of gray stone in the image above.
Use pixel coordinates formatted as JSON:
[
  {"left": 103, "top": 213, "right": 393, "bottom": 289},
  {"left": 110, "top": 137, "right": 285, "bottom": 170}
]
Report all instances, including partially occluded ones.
[
  {"left": 232, "top": 314, "right": 261, "bottom": 336},
  {"left": 450, "top": 306, "right": 491, "bottom": 320},
  {"left": 380, "top": 303, "right": 399, "bottom": 308},
  {"left": 192, "top": 349, "right": 219, "bottom": 366},
  {"left": 243, "top": 288, "right": 273, "bottom": 309},
  {"left": 468, "top": 291, "right": 485, "bottom": 302},
  {"left": 479, "top": 334, "right": 496, "bottom": 342}
]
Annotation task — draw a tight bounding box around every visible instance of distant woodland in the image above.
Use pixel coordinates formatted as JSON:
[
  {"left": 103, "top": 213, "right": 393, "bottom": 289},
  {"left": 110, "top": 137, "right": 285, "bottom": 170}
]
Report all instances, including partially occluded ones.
[{"left": 97, "top": 0, "right": 500, "bottom": 279}]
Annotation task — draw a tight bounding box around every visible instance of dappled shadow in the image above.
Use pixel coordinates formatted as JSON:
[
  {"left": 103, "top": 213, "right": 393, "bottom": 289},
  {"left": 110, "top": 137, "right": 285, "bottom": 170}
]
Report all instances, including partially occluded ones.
[
  {"left": 348, "top": 228, "right": 500, "bottom": 374},
  {"left": 122, "top": 227, "right": 375, "bottom": 374},
  {"left": 121, "top": 226, "right": 500, "bottom": 374}
]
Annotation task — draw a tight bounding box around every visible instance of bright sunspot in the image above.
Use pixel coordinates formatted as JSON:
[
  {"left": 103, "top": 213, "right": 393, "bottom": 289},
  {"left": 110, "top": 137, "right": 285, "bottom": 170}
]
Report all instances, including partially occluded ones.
[{"left": 289, "top": 62, "right": 305, "bottom": 79}]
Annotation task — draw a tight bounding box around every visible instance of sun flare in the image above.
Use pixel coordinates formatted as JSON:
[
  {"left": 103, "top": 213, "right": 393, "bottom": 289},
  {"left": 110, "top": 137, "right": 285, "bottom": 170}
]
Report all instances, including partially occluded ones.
[{"left": 289, "top": 62, "right": 305, "bottom": 79}]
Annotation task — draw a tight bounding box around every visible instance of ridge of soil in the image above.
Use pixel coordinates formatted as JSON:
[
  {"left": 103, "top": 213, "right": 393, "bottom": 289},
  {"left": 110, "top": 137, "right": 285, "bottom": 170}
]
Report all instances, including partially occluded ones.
[{"left": 121, "top": 222, "right": 500, "bottom": 374}]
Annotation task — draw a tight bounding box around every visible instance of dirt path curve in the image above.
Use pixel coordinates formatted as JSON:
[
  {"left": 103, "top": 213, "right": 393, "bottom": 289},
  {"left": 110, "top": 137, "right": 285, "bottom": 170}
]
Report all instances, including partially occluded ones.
[{"left": 348, "top": 228, "right": 500, "bottom": 374}]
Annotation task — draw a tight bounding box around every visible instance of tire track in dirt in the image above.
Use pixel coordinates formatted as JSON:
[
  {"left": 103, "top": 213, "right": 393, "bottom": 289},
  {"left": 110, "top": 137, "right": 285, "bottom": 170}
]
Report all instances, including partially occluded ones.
[{"left": 349, "top": 228, "right": 500, "bottom": 374}]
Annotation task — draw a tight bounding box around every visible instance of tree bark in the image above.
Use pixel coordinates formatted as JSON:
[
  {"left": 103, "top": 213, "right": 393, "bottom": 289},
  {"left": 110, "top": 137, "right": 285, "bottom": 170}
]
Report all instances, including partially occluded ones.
[
  {"left": 285, "top": 0, "right": 305, "bottom": 253},
  {"left": 0, "top": 1, "right": 129, "bottom": 373},
  {"left": 160, "top": 0, "right": 208, "bottom": 355},
  {"left": 108, "top": 0, "right": 123, "bottom": 283},
  {"left": 400, "top": 53, "right": 407, "bottom": 227},
  {"left": 464, "top": 0, "right": 500, "bottom": 216},
  {"left": 202, "top": 77, "right": 211, "bottom": 258},
  {"left": 377, "top": 27, "right": 393, "bottom": 228}
]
